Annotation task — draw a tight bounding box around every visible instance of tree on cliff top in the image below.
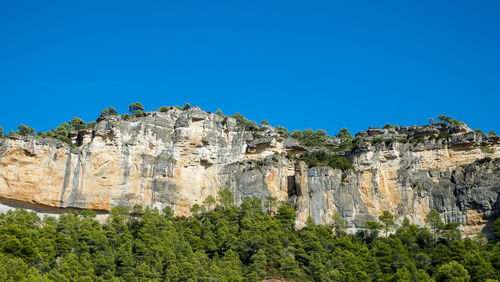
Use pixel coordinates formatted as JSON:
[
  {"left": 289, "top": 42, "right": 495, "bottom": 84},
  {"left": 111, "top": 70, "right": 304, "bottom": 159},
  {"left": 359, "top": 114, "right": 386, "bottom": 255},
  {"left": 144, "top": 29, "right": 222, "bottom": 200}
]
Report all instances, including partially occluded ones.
[
  {"left": 69, "top": 117, "right": 85, "bottom": 130},
  {"left": 129, "top": 102, "right": 145, "bottom": 117},
  {"left": 336, "top": 128, "right": 351, "bottom": 138},
  {"left": 16, "top": 124, "right": 35, "bottom": 136}
]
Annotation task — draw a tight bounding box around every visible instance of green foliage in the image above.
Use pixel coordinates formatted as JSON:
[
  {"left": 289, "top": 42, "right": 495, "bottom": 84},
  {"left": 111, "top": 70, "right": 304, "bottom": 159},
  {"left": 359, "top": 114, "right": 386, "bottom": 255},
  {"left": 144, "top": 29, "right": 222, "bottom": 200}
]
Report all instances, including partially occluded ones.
[
  {"left": 481, "top": 146, "right": 494, "bottom": 154},
  {"left": 0, "top": 204, "right": 498, "bottom": 281},
  {"left": 85, "top": 121, "right": 97, "bottom": 129},
  {"left": 100, "top": 106, "right": 118, "bottom": 117},
  {"left": 438, "top": 115, "right": 452, "bottom": 124},
  {"left": 474, "top": 129, "right": 484, "bottom": 134},
  {"left": 69, "top": 117, "right": 85, "bottom": 130},
  {"left": 217, "top": 188, "right": 234, "bottom": 208},
  {"left": 0, "top": 126, "right": 3, "bottom": 137},
  {"left": 129, "top": 102, "right": 145, "bottom": 117},
  {"left": 440, "top": 222, "right": 461, "bottom": 241},
  {"left": 108, "top": 106, "right": 118, "bottom": 115},
  {"left": 492, "top": 218, "right": 500, "bottom": 240},
  {"left": 16, "top": 124, "right": 35, "bottom": 136},
  {"left": 426, "top": 209, "right": 443, "bottom": 241},
  {"left": 487, "top": 130, "right": 497, "bottom": 136},
  {"left": 203, "top": 195, "right": 216, "bottom": 211},
  {"left": 336, "top": 128, "right": 351, "bottom": 138},
  {"left": 232, "top": 112, "right": 259, "bottom": 131},
  {"left": 302, "top": 151, "right": 354, "bottom": 171},
  {"left": 378, "top": 211, "right": 395, "bottom": 238},
  {"left": 275, "top": 126, "right": 290, "bottom": 138},
  {"left": 264, "top": 196, "right": 278, "bottom": 214},
  {"left": 51, "top": 123, "right": 72, "bottom": 143},
  {"left": 437, "top": 115, "right": 464, "bottom": 127},
  {"left": 183, "top": 103, "right": 191, "bottom": 110},
  {"left": 364, "top": 221, "right": 382, "bottom": 237},
  {"left": 332, "top": 211, "right": 345, "bottom": 236},
  {"left": 158, "top": 106, "right": 169, "bottom": 112},
  {"left": 292, "top": 128, "right": 330, "bottom": 147},
  {"left": 382, "top": 123, "right": 393, "bottom": 129},
  {"left": 435, "top": 261, "right": 470, "bottom": 281},
  {"left": 215, "top": 109, "right": 223, "bottom": 116}
]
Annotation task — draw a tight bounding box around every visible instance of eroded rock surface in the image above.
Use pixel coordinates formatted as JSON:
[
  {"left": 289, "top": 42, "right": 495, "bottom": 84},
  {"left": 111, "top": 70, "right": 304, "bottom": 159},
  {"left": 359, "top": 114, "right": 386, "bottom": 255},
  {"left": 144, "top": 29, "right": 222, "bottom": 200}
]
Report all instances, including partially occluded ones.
[{"left": 0, "top": 107, "right": 498, "bottom": 235}]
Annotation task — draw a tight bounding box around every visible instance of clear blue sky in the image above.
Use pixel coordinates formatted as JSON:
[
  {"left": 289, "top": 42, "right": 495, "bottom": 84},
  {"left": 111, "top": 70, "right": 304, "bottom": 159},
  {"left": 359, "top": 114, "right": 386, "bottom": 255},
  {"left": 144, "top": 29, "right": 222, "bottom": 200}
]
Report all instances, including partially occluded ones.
[{"left": 1, "top": 1, "right": 499, "bottom": 135}]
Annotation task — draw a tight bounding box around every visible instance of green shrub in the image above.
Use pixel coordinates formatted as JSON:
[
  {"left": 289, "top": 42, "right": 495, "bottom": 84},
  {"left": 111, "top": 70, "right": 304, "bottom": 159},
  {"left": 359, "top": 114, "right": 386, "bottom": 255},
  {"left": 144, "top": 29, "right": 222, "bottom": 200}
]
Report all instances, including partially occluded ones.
[
  {"left": 371, "top": 137, "right": 386, "bottom": 145},
  {"left": 158, "top": 106, "right": 169, "bottom": 112},
  {"left": 85, "top": 121, "right": 97, "bottom": 129},
  {"left": 474, "top": 129, "right": 484, "bottom": 134},
  {"left": 437, "top": 132, "right": 451, "bottom": 139},
  {"left": 69, "top": 117, "right": 85, "bottom": 130},
  {"left": 291, "top": 129, "right": 330, "bottom": 147},
  {"left": 232, "top": 113, "right": 259, "bottom": 131},
  {"left": 481, "top": 146, "right": 494, "bottom": 154},
  {"left": 129, "top": 102, "right": 145, "bottom": 117},
  {"left": 276, "top": 126, "right": 290, "bottom": 138},
  {"left": 303, "top": 151, "right": 353, "bottom": 171},
  {"left": 487, "top": 130, "right": 497, "bottom": 136},
  {"left": 336, "top": 128, "right": 351, "bottom": 138},
  {"left": 108, "top": 106, "right": 118, "bottom": 115},
  {"left": 16, "top": 125, "right": 35, "bottom": 136}
]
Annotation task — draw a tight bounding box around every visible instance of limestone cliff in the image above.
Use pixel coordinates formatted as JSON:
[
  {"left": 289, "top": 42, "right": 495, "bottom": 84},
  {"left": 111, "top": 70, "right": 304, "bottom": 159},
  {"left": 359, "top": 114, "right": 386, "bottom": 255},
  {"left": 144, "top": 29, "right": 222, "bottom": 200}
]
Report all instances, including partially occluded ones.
[{"left": 0, "top": 107, "right": 498, "bottom": 235}]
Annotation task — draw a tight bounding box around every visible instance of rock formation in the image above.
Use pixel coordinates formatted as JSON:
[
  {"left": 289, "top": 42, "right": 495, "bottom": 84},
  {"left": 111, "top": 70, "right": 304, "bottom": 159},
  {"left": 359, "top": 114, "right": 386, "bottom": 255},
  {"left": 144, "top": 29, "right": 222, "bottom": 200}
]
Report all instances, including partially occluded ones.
[{"left": 0, "top": 107, "right": 498, "bottom": 236}]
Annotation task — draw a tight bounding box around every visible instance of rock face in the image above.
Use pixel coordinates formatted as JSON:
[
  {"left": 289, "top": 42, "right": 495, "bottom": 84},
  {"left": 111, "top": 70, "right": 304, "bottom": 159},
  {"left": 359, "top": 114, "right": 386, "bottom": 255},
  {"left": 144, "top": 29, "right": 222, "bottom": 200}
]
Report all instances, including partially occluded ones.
[{"left": 0, "top": 107, "right": 499, "bottom": 236}]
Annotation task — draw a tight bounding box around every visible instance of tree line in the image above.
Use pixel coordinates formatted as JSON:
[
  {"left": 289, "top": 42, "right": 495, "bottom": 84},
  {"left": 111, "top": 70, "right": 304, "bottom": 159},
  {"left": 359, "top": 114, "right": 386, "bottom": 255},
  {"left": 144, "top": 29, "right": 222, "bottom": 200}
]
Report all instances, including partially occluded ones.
[{"left": 0, "top": 189, "right": 499, "bottom": 281}]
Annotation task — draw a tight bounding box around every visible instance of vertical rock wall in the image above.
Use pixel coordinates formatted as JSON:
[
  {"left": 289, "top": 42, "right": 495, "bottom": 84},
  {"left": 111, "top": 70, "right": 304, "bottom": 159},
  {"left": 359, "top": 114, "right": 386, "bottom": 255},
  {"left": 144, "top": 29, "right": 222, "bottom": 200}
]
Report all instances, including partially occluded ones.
[{"left": 0, "top": 107, "right": 498, "bottom": 235}]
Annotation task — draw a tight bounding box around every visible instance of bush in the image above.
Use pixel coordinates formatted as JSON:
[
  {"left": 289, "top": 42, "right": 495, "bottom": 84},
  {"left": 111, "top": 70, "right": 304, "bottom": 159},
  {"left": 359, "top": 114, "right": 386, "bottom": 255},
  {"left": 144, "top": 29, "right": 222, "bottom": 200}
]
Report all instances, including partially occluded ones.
[
  {"left": 0, "top": 126, "right": 3, "bottom": 137},
  {"left": 370, "top": 137, "right": 386, "bottom": 145},
  {"left": 86, "top": 121, "right": 97, "bottom": 129},
  {"left": 129, "top": 102, "right": 145, "bottom": 117},
  {"left": 183, "top": 103, "right": 191, "bottom": 110},
  {"left": 436, "top": 115, "right": 464, "bottom": 127},
  {"left": 158, "top": 106, "right": 169, "bottom": 112},
  {"left": 16, "top": 125, "right": 35, "bottom": 136},
  {"left": 481, "top": 146, "right": 494, "bottom": 154},
  {"left": 69, "top": 117, "right": 85, "bottom": 130},
  {"left": 275, "top": 126, "right": 290, "bottom": 138},
  {"left": 292, "top": 129, "right": 330, "bottom": 147},
  {"left": 108, "top": 107, "right": 118, "bottom": 115},
  {"left": 487, "top": 130, "right": 497, "bottom": 136},
  {"left": 232, "top": 113, "right": 259, "bottom": 131},
  {"left": 474, "top": 129, "right": 484, "bottom": 134},
  {"left": 303, "top": 151, "right": 353, "bottom": 171},
  {"left": 336, "top": 128, "right": 351, "bottom": 138}
]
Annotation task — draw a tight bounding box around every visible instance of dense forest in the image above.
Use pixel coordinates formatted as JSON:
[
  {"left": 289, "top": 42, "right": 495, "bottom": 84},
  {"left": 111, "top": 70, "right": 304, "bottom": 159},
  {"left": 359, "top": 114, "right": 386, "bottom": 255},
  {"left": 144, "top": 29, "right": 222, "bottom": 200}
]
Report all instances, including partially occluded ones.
[{"left": 0, "top": 191, "right": 499, "bottom": 281}]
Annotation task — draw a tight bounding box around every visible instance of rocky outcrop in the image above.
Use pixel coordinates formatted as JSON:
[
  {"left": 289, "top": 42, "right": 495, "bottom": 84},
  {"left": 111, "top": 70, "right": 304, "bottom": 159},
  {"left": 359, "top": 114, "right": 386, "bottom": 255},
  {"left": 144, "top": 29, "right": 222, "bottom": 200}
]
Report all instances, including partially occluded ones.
[{"left": 0, "top": 107, "right": 498, "bottom": 236}]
